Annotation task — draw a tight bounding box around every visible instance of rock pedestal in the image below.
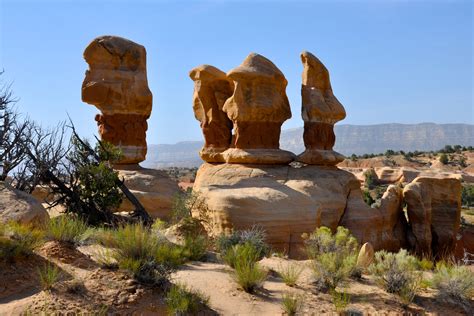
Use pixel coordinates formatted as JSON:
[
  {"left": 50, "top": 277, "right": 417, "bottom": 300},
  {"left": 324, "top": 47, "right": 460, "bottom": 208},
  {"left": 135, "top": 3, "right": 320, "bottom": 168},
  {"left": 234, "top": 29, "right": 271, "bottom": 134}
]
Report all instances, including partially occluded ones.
[
  {"left": 82, "top": 35, "right": 152, "bottom": 165},
  {"left": 189, "top": 65, "right": 233, "bottom": 163},
  {"left": 221, "top": 53, "right": 295, "bottom": 164},
  {"left": 297, "top": 51, "right": 346, "bottom": 165}
]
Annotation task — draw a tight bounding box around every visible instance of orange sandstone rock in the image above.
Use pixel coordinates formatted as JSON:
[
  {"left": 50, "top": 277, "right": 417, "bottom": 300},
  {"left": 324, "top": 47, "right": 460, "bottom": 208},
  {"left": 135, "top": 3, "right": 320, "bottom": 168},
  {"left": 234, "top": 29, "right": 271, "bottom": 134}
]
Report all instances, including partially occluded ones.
[
  {"left": 189, "top": 65, "right": 233, "bottom": 162},
  {"left": 221, "top": 53, "right": 295, "bottom": 164},
  {"left": 82, "top": 35, "right": 152, "bottom": 164},
  {"left": 297, "top": 51, "right": 346, "bottom": 166}
]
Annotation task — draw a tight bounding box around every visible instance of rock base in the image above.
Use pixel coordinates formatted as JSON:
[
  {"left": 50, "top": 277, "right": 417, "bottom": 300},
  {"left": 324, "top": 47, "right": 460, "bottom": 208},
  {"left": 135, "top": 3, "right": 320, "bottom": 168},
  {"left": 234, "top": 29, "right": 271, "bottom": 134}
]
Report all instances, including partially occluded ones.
[
  {"left": 199, "top": 147, "right": 227, "bottom": 163},
  {"left": 297, "top": 149, "right": 345, "bottom": 166},
  {"left": 221, "top": 148, "right": 295, "bottom": 164}
]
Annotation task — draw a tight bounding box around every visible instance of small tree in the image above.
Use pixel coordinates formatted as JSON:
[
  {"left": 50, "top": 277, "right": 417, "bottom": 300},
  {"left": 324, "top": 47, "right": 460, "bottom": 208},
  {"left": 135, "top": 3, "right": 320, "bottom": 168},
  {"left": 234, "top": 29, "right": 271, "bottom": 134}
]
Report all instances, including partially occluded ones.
[{"left": 439, "top": 153, "right": 449, "bottom": 165}]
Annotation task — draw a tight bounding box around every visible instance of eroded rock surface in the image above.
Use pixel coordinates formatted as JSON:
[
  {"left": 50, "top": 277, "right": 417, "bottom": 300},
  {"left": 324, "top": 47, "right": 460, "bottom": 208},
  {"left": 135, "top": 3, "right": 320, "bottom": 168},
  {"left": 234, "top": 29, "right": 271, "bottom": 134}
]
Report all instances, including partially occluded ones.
[
  {"left": 82, "top": 35, "right": 152, "bottom": 164},
  {"left": 189, "top": 65, "right": 233, "bottom": 162},
  {"left": 403, "top": 177, "right": 461, "bottom": 258},
  {"left": 221, "top": 53, "right": 295, "bottom": 164},
  {"left": 298, "top": 51, "right": 346, "bottom": 165}
]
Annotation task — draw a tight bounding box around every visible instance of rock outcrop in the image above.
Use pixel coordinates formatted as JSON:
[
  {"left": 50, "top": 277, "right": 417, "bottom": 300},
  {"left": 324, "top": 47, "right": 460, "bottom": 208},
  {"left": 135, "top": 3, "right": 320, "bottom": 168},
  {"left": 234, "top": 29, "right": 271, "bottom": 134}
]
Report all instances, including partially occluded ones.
[
  {"left": 403, "top": 177, "right": 461, "bottom": 258},
  {"left": 0, "top": 182, "right": 49, "bottom": 225},
  {"left": 189, "top": 65, "right": 233, "bottom": 163},
  {"left": 82, "top": 35, "right": 152, "bottom": 165},
  {"left": 357, "top": 242, "right": 375, "bottom": 269},
  {"left": 221, "top": 53, "right": 295, "bottom": 164},
  {"left": 116, "top": 166, "right": 180, "bottom": 219},
  {"left": 297, "top": 51, "right": 346, "bottom": 166}
]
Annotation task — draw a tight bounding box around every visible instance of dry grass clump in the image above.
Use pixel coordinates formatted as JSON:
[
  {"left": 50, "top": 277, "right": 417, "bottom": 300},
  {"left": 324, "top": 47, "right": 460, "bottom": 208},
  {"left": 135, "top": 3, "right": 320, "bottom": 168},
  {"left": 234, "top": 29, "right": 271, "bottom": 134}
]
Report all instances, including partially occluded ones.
[
  {"left": 0, "top": 221, "right": 44, "bottom": 262},
  {"left": 369, "top": 249, "right": 421, "bottom": 305},
  {"left": 281, "top": 292, "right": 302, "bottom": 315},
  {"left": 38, "top": 263, "right": 61, "bottom": 291},
  {"left": 166, "top": 283, "right": 210, "bottom": 315},
  {"left": 216, "top": 226, "right": 269, "bottom": 262},
  {"left": 305, "top": 226, "right": 359, "bottom": 291},
  {"left": 46, "top": 215, "right": 88, "bottom": 244},
  {"left": 277, "top": 262, "right": 303, "bottom": 287},
  {"left": 432, "top": 263, "right": 474, "bottom": 311}
]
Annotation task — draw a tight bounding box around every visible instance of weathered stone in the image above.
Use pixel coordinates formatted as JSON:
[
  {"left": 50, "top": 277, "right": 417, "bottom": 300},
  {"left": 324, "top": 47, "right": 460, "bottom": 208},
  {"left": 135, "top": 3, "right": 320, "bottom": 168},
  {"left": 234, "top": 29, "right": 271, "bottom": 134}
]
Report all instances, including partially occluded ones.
[
  {"left": 82, "top": 35, "right": 152, "bottom": 164},
  {"left": 357, "top": 242, "right": 375, "bottom": 269},
  {"left": 116, "top": 166, "right": 180, "bottom": 219},
  {"left": 221, "top": 53, "right": 295, "bottom": 164},
  {"left": 189, "top": 65, "right": 233, "bottom": 162},
  {"left": 297, "top": 51, "right": 346, "bottom": 166},
  {"left": 0, "top": 182, "right": 49, "bottom": 225},
  {"left": 403, "top": 176, "right": 461, "bottom": 258}
]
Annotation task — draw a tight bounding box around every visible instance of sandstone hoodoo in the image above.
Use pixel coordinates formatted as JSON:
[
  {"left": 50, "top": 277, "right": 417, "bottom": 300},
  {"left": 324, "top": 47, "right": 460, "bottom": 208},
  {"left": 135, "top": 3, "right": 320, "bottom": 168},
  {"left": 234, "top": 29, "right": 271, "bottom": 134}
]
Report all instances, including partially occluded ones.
[
  {"left": 82, "top": 35, "right": 152, "bottom": 165},
  {"left": 189, "top": 65, "right": 233, "bottom": 163},
  {"left": 297, "top": 51, "right": 346, "bottom": 165},
  {"left": 221, "top": 53, "right": 295, "bottom": 164}
]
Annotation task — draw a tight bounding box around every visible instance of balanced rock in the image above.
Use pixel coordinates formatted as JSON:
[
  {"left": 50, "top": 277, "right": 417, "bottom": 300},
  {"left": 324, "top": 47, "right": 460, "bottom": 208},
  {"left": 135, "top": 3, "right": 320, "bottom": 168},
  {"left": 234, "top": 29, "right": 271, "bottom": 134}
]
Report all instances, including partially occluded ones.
[
  {"left": 221, "top": 53, "right": 295, "bottom": 164},
  {"left": 0, "top": 182, "right": 49, "bottom": 225},
  {"left": 189, "top": 65, "right": 233, "bottom": 163},
  {"left": 403, "top": 176, "right": 461, "bottom": 258},
  {"left": 82, "top": 35, "right": 152, "bottom": 165},
  {"left": 116, "top": 166, "right": 180, "bottom": 219},
  {"left": 297, "top": 51, "right": 346, "bottom": 165}
]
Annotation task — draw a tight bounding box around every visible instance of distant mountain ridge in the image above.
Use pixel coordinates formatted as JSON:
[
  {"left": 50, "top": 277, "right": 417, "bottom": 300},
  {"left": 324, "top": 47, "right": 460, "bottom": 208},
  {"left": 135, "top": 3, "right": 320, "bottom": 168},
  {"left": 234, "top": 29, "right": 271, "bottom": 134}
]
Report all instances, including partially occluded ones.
[{"left": 143, "top": 123, "right": 474, "bottom": 168}]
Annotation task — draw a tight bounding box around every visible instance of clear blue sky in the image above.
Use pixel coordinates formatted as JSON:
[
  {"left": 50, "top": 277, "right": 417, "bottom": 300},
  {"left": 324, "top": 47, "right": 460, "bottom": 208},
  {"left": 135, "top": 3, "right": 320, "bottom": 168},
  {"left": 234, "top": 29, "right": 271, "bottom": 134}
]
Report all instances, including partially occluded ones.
[{"left": 1, "top": 0, "right": 472, "bottom": 144}]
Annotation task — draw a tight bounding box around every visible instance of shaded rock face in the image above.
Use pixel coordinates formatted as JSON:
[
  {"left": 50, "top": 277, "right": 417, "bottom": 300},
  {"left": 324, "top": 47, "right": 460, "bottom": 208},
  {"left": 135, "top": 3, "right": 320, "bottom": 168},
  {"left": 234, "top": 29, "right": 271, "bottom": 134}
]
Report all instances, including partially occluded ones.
[
  {"left": 189, "top": 65, "right": 233, "bottom": 163},
  {"left": 298, "top": 51, "right": 346, "bottom": 166},
  {"left": 82, "top": 35, "right": 152, "bottom": 165},
  {"left": 192, "top": 164, "right": 407, "bottom": 258},
  {"left": 0, "top": 182, "right": 49, "bottom": 225},
  {"left": 221, "top": 53, "right": 294, "bottom": 164},
  {"left": 403, "top": 177, "right": 461, "bottom": 258}
]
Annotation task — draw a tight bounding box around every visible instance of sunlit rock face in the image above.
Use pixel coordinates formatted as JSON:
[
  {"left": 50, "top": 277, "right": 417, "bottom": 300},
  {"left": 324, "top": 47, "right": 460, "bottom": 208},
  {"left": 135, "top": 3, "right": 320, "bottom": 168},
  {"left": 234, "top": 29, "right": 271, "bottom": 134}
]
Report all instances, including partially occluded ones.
[
  {"left": 82, "top": 35, "right": 152, "bottom": 165},
  {"left": 297, "top": 51, "right": 346, "bottom": 166}
]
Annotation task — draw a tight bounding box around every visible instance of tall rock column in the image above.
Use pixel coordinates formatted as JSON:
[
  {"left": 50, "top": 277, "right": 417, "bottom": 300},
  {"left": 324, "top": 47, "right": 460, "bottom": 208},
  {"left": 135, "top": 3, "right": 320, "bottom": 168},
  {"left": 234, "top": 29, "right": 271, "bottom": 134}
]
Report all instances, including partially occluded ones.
[
  {"left": 82, "top": 35, "right": 152, "bottom": 165},
  {"left": 189, "top": 65, "right": 233, "bottom": 163},
  {"left": 221, "top": 53, "right": 295, "bottom": 164},
  {"left": 297, "top": 51, "right": 346, "bottom": 165}
]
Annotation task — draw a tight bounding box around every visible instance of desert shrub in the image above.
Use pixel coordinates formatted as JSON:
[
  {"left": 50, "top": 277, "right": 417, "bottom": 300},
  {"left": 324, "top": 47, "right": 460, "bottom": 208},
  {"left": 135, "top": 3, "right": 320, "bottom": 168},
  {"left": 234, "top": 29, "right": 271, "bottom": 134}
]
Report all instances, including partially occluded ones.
[
  {"left": 369, "top": 250, "right": 421, "bottom": 303},
  {"left": 46, "top": 215, "right": 88, "bottom": 244},
  {"left": 216, "top": 226, "right": 269, "bottom": 261},
  {"left": 461, "top": 185, "right": 474, "bottom": 208},
  {"left": 439, "top": 153, "right": 449, "bottom": 165},
  {"left": 331, "top": 289, "right": 351, "bottom": 313},
  {"left": 38, "top": 263, "right": 61, "bottom": 291},
  {"left": 362, "top": 189, "right": 375, "bottom": 207},
  {"left": 305, "top": 226, "right": 359, "bottom": 291},
  {"left": 166, "top": 283, "right": 209, "bottom": 315},
  {"left": 0, "top": 222, "right": 44, "bottom": 262},
  {"left": 416, "top": 257, "right": 434, "bottom": 271},
  {"left": 227, "top": 243, "right": 267, "bottom": 293},
  {"left": 170, "top": 191, "right": 199, "bottom": 224},
  {"left": 281, "top": 292, "right": 302, "bottom": 315},
  {"left": 182, "top": 235, "right": 208, "bottom": 261},
  {"left": 432, "top": 264, "right": 474, "bottom": 310},
  {"left": 363, "top": 169, "right": 377, "bottom": 189},
  {"left": 277, "top": 262, "right": 303, "bottom": 287}
]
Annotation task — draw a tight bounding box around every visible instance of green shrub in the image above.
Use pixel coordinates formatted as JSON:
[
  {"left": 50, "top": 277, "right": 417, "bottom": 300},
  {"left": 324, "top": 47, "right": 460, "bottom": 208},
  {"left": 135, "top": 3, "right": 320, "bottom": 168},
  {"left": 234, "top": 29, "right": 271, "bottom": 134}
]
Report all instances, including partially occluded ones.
[
  {"left": 216, "top": 226, "right": 269, "bottom": 261},
  {"left": 166, "top": 283, "right": 209, "bottom": 315},
  {"left": 38, "top": 263, "right": 61, "bottom": 291},
  {"left": 46, "top": 215, "right": 88, "bottom": 244},
  {"left": 0, "top": 222, "right": 44, "bottom": 262},
  {"left": 416, "top": 258, "right": 434, "bottom": 271},
  {"left": 305, "top": 226, "right": 359, "bottom": 291},
  {"left": 281, "top": 292, "right": 302, "bottom": 315},
  {"left": 277, "top": 262, "right": 303, "bottom": 287},
  {"left": 439, "top": 153, "right": 449, "bottom": 165},
  {"left": 369, "top": 250, "right": 421, "bottom": 304},
  {"left": 432, "top": 264, "right": 474, "bottom": 310},
  {"left": 228, "top": 243, "right": 267, "bottom": 293},
  {"left": 182, "top": 235, "right": 208, "bottom": 261},
  {"left": 331, "top": 289, "right": 351, "bottom": 313},
  {"left": 362, "top": 189, "right": 375, "bottom": 207},
  {"left": 461, "top": 185, "right": 474, "bottom": 207}
]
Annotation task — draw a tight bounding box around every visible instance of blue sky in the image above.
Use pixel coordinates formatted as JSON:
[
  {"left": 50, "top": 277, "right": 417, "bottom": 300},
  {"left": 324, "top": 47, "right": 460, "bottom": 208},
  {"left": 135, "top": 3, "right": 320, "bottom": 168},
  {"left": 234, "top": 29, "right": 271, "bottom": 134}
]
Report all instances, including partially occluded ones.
[{"left": 0, "top": 0, "right": 472, "bottom": 144}]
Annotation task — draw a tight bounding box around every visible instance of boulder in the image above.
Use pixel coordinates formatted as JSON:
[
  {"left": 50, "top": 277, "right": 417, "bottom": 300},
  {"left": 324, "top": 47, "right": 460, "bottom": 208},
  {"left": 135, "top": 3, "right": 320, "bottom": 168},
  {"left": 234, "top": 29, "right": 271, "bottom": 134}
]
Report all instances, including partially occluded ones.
[
  {"left": 357, "top": 242, "right": 375, "bottom": 269},
  {"left": 116, "top": 167, "right": 180, "bottom": 219},
  {"left": 221, "top": 53, "right": 294, "bottom": 164},
  {"left": 189, "top": 65, "right": 233, "bottom": 163},
  {"left": 192, "top": 163, "right": 406, "bottom": 258},
  {"left": 82, "top": 35, "right": 152, "bottom": 165},
  {"left": 0, "top": 182, "right": 49, "bottom": 225},
  {"left": 403, "top": 176, "right": 461, "bottom": 258},
  {"left": 297, "top": 51, "right": 346, "bottom": 166}
]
